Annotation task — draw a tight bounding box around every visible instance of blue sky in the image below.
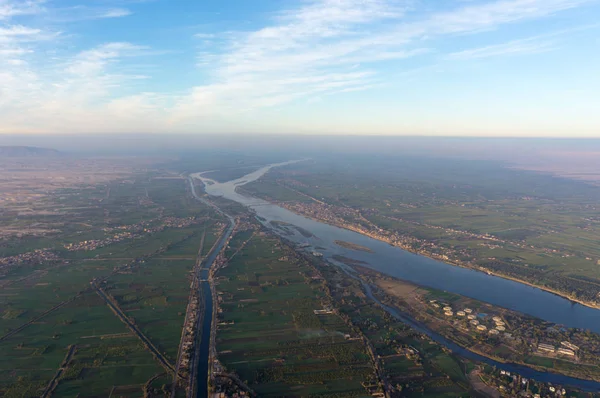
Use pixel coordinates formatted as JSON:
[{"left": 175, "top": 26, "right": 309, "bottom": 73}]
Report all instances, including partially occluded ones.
[{"left": 1, "top": 0, "right": 599, "bottom": 136}]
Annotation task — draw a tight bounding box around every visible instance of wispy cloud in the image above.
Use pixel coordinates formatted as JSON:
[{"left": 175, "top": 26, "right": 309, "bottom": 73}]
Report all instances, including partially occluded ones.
[
  {"left": 0, "top": 25, "right": 41, "bottom": 38},
  {"left": 447, "top": 23, "right": 600, "bottom": 59},
  {"left": 99, "top": 8, "right": 132, "bottom": 18},
  {"left": 0, "top": 0, "right": 45, "bottom": 20},
  {"left": 49, "top": 6, "right": 133, "bottom": 22},
  {"left": 173, "top": 0, "right": 598, "bottom": 123},
  {"left": 0, "top": 0, "right": 598, "bottom": 133},
  {"left": 448, "top": 37, "right": 557, "bottom": 59},
  {"left": 194, "top": 33, "right": 215, "bottom": 39},
  {"left": 428, "top": 0, "right": 595, "bottom": 33},
  {"left": 172, "top": 0, "right": 416, "bottom": 120}
]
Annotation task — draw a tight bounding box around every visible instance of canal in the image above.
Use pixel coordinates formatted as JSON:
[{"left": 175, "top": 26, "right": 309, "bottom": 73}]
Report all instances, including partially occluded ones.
[{"left": 189, "top": 178, "right": 235, "bottom": 397}]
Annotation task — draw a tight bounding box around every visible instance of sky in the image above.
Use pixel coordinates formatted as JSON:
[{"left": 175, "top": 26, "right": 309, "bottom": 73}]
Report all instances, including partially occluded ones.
[{"left": 1, "top": 0, "right": 599, "bottom": 137}]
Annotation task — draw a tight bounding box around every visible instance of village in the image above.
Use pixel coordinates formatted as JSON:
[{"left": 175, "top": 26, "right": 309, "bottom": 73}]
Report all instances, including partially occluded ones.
[
  {"left": 429, "top": 300, "right": 582, "bottom": 361},
  {"left": 0, "top": 249, "right": 60, "bottom": 270},
  {"left": 63, "top": 216, "right": 204, "bottom": 251},
  {"left": 247, "top": 181, "right": 600, "bottom": 308}
]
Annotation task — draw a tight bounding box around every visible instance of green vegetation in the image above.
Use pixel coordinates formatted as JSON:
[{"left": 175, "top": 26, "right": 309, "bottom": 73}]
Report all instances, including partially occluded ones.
[
  {"left": 316, "top": 254, "right": 474, "bottom": 397},
  {"left": 215, "top": 231, "right": 375, "bottom": 397},
  {"left": 105, "top": 257, "right": 195, "bottom": 362},
  {"left": 0, "top": 171, "right": 222, "bottom": 396},
  {"left": 4, "top": 151, "right": 599, "bottom": 397},
  {"left": 0, "top": 291, "right": 163, "bottom": 397},
  {"left": 244, "top": 155, "right": 600, "bottom": 306}
]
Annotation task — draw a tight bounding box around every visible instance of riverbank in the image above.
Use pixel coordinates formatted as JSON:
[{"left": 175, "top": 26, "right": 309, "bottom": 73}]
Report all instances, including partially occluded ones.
[
  {"left": 195, "top": 164, "right": 600, "bottom": 393},
  {"left": 358, "top": 268, "right": 600, "bottom": 383},
  {"left": 187, "top": 176, "right": 237, "bottom": 397},
  {"left": 262, "top": 198, "right": 600, "bottom": 311}
]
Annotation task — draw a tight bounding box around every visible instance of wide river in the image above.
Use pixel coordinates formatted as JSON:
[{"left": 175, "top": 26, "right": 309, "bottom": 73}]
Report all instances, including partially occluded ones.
[{"left": 192, "top": 161, "right": 600, "bottom": 391}]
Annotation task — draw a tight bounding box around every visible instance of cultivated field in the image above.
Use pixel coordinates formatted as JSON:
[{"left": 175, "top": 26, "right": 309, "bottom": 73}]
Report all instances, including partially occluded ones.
[
  {"left": 0, "top": 167, "right": 223, "bottom": 396},
  {"left": 215, "top": 232, "right": 375, "bottom": 397},
  {"left": 243, "top": 155, "right": 600, "bottom": 306}
]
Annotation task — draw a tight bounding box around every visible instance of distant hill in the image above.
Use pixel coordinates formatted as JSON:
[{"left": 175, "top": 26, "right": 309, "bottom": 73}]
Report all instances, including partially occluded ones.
[{"left": 0, "top": 146, "right": 61, "bottom": 157}]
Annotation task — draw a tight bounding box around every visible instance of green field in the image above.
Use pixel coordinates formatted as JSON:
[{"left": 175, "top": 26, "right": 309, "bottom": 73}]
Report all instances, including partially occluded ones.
[
  {"left": 105, "top": 257, "right": 196, "bottom": 361},
  {"left": 244, "top": 156, "right": 600, "bottom": 305},
  {"left": 316, "top": 255, "right": 474, "bottom": 397},
  {"left": 0, "top": 291, "right": 163, "bottom": 397},
  {"left": 215, "top": 231, "right": 375, "bottom": 397},
  {"left": 0, "top": 171, "right": 222, "bottom": 396}
]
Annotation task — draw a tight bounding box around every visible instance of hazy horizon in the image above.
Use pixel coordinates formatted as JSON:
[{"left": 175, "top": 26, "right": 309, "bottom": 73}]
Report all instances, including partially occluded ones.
[{"left": 2, "top": 134, "right": 600, "bottom": 154}]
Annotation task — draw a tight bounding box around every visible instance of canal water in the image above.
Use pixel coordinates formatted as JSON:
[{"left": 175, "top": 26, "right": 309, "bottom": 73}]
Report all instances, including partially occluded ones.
[
  {"left": 192, "top": 163, "right": 600, "bottom": 392},
  {"left": 189, "top": 178, "right": 235, "bottom": 397}
]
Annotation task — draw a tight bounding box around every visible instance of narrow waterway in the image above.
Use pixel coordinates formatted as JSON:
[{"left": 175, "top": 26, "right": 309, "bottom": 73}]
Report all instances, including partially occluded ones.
[
  {"left": 191, "top": 163, "right": 600, "bottom": 392},
  {"left": 359, "top": 280, "right": 600, "bottom": 391},
  {"left": 188, "top": 178, "right": 235, "bottom": 397}
]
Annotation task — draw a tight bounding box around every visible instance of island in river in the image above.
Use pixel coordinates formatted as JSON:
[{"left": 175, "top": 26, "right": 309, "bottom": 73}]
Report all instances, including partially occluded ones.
[
  {"left": 204, "top": 214, "right": 597, "bottom": 397},
  {"left": 334, "top": 239, "right": 374, "bottom": 253},
  {"left": 239, "top": 158, "right": 600, "bottom": 312},
  {"left": 192, "top": 160, "right": 600, "bottom": 393}
]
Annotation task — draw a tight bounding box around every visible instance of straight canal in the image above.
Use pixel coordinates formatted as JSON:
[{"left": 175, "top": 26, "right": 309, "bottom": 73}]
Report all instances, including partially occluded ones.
[{"left": 189, "top": 178, "right": 235, "bottom": 397}]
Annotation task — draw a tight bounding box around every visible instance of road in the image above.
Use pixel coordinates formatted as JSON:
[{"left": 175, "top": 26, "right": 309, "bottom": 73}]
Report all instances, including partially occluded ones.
[
  {"left": 94, "top": 286, "right": 176, "bottom": 374},
  {"left": 0, "top": 292, "right": 85, "bottom": 342},
  {"left": 171, "top": 230, "right": 206, "bottom": 397}
]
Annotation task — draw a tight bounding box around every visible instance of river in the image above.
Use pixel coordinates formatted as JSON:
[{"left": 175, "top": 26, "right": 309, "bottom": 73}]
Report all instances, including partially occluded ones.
[{"left": 191, "top": 162, "right": 600, "bottom": 392}]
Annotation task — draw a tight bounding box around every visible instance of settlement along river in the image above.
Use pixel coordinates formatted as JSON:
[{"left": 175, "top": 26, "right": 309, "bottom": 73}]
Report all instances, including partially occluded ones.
[{"left": 192, "top": 161, "right": 600, "bottom": 392}]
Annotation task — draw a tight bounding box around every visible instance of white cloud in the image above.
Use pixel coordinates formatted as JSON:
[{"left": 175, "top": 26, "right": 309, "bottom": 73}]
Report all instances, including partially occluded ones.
[
  {"left": 447, "top": 23, "right": 600, "bottom": 59},
  {"left": 429, "top": 0, "right": 594, "bottom": 33},
  {"left": 194, "top": 33, "right": 215, "bottom": 39},
  {"left": 0, "top": 0, "right": 45, "bottom": 20},
  {"left": 65, "top": 42, "right": 148, "bottom": 77},
  {"left": 172, "top": 0, "right": 416, "bottom": 121},
  {"left": 0, "top": 47, "right": 30, "bottom": 55},
  {"left": 448, "top": 38, "right": 556, "bottom": 59},
  {"left": 0, "top": 0, "right": 598, "bottom": 133},
  {"left": 0, "top": 25, "right": 41, "bottom": 38},
  {"left": 174, "top": 0, "right": 598, "bottom": 124},
  {"left": 98, "top": 8, "right": 132, "bottom": 18}
]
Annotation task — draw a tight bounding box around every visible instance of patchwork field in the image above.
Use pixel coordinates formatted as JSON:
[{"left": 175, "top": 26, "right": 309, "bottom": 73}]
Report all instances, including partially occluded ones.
[
  {"left": 314, "top": 258, "right": 475, "bottom": 398},
  {"left": 215, "top": 232, "right": 375, "bottom": 397},
  {"left": 105, "top": 257, "right": 197, "bottom": 362},
  {"left": 243, "top": 156, "right": 600, "bottom": 306},
  {"left": 0, "top": 290, "right": 163, "bottom": 397},
  {"left": 0, "top": 171, "right": 223, "bottom": 396}
]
